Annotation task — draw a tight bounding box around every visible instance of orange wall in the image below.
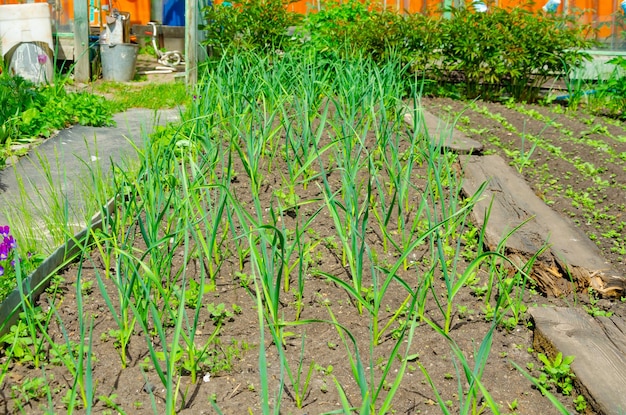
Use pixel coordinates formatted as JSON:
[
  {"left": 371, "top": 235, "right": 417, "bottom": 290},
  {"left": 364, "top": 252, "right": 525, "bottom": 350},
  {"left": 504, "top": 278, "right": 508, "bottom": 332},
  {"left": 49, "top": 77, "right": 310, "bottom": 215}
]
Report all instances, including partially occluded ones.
[
  {"left": 1, "top": 0, "right": 151, "bottom": 27},
  {"left": 3, "top": 0, "right": 621, "bottom": 38},
  {"left": 284, "top": 0, "right": 621, "bottom": 39}
]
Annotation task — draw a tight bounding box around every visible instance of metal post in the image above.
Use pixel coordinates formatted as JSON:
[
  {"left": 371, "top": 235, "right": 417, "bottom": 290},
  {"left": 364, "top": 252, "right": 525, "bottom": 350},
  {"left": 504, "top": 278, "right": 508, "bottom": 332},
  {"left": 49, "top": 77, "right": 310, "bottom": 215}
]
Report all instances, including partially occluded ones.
[
  {"left": 73, "top": 0, "right": 90, "bottom": 82},
  {"left": 151, "top": 0, "right": 163, "bottom": 23},
  {"left": 185, "top": 0, "right": 197, "bottom": 86}
]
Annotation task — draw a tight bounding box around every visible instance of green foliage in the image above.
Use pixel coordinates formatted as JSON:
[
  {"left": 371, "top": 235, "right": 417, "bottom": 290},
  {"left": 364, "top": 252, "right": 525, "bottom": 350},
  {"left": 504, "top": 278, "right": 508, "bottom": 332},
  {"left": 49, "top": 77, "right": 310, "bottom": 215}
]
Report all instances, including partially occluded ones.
[
  {"left": 537, "top": 352, "right": 576, "bottom": 396},
  {"left": 200, "top": 3, "right": 591, "bottom": 102},
  {"left": 590, "top": 56, "right": 626, "bottom": 119},
  {"left": 11, "top": 376, "right": 50, "bottom": 407},
  {"left": 95, "top": 81, "right": 190, "bottom": 111},
  {"left": 201, "top": 0, "right": 302, "bottom": 56},
  {"left": 583, "top": 288, "right": 613, "bottom": 317},
  {"left": 0, "top": 227, "right": 45, "bottom": 303},
  {"left": 0, "top": 309, "right": 48, "bottom": 367},
  {"left": 573, "top": 394, "right": 587, "bottom": 413},
  {"left": 299, "top": 0, "right": 376, "bottom": 54},
  {"left": 0, "top": 74, "right": 114, "bottom": 168},
  {"left": 439, "top": 6, "right": 592, "bottom": 101}
]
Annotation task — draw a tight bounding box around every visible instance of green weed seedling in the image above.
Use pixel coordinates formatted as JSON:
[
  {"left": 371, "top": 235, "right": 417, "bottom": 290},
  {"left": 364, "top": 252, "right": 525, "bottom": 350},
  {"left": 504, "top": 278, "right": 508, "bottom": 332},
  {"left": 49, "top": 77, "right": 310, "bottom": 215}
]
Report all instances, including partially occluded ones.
[
  {"left": 11, "top": 376, "right": 50, "bottom": 408},
  {"left": 584, "top": 288, "right": 613, "bottom": 317},
  {"left": 537, "top": 352, "right": 576, "bottom": 396},
  {"left": 98, "top": 393, "right": 123, "bottom": 411},
  {"left": 573, "top": 394, "right": 587, "bottom": 413}
]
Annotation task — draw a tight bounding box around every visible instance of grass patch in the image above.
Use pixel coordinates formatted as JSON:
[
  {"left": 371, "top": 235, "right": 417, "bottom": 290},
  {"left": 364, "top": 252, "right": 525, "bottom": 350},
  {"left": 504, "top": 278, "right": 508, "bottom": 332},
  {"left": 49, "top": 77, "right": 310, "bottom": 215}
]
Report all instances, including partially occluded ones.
[{"left": 94, "top": 81, "right": 190, "bottom": 111}]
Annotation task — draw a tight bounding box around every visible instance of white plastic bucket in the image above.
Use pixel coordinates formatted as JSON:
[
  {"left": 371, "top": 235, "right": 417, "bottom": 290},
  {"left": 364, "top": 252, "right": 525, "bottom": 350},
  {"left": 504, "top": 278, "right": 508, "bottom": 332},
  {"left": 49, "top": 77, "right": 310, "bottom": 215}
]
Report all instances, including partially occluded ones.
[{"left": 0, "top": 3, "right": 53, "bottom": 58}]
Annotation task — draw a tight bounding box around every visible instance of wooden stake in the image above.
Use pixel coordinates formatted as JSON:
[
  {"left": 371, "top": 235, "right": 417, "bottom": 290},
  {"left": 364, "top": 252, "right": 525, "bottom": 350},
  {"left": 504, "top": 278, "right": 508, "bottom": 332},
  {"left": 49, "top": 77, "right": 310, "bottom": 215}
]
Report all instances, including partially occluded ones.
[
  {"left": 73, "top": 0, "right": 90, "bottom": 82},
  {"left": 185, "top": 0, "right": 197, "bottom": 86}
]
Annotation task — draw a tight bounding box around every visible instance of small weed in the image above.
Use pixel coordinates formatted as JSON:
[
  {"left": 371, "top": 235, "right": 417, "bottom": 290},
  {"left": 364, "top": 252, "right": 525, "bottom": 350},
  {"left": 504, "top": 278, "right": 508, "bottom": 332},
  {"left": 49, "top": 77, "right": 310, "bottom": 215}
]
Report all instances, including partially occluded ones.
[
  {"left": 584, "top": 288, "right": 613, "bottom": 317},
  {"left": 98, "top": 393, "right": 120, "bottom": 409},
  {"left": 536, "top": 352, "right": 576, "bottom": 396},
  {"left": 573, "top": 394, "right": 587, "bottom": 413}
]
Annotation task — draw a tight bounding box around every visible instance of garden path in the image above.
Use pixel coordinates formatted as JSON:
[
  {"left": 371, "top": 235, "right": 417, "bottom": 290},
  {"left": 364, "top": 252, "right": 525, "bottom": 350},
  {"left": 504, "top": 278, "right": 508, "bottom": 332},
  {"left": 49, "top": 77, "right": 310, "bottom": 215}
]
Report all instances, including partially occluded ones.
[{"left": 0, "top": 108, "right": 180, "bottom": 233}]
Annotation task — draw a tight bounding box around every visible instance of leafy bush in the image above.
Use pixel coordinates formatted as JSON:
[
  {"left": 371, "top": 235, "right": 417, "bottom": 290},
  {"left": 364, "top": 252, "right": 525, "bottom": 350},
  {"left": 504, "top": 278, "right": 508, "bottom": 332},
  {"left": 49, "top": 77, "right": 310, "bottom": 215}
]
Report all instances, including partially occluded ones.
[
  {"left": 201, "top": 0, "right": 302, "bottom": 56},
  {"left": 299, "top": 0, "right": 375, "bottom": 54},
  {"left": 200, "top": 2, "right": 592, "bottom": 103},
  {"left": 358, "top": 12, "right": 442, "bottom": 71},
  {"left": 439, "top": 6, "right": 592, "bottom": 101}
]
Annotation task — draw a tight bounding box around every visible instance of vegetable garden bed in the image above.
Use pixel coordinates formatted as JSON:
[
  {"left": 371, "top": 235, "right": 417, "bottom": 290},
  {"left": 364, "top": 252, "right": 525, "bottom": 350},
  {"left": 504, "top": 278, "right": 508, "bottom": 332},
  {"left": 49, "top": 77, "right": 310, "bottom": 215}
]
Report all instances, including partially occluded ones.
[{"left": 1, "top": 53, "right": 622, "bottom": 415}]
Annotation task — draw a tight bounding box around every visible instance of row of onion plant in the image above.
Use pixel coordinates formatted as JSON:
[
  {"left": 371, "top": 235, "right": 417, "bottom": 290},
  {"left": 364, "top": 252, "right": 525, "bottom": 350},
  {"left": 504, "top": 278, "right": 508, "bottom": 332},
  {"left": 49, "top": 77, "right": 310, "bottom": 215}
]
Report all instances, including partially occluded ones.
[{"left": 0, "top": 50, "right": 570, "bottom": 414}]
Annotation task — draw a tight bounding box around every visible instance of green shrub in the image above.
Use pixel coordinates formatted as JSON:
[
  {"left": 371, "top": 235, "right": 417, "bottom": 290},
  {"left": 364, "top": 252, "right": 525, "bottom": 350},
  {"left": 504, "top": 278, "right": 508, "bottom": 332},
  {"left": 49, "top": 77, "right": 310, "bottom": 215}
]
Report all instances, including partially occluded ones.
[
  {"left": 201, "top": 0, "right": 302, "bottom": 57},
  {"left": 357, "top": 12, "right": 442, "bottom": 71},
  {"left": 299, "top": 0, "right": 376, "bottom": 55},
  {"left": 439, "top": 6, "right": 592, "bottom": 101}
]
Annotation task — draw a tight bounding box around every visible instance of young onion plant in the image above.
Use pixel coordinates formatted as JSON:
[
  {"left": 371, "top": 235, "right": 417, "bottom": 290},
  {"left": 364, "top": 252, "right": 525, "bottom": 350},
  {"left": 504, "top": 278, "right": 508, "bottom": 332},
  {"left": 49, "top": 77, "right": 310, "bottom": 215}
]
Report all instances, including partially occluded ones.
[{"left": 0, "top": 48, "right": 572, "bottom": 414}]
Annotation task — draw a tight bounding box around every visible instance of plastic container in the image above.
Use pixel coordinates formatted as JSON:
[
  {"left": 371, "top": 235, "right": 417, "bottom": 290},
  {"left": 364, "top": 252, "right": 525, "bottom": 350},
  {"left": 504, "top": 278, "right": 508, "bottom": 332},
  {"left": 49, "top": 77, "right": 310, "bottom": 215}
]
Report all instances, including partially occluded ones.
[
  {"left": 0, "top": 3, "right": 53, "bottom": 57},
  {"left": 163, "top": 0, "right": 185, "bottom": 26},
  {"left": 7, "top": 42, "right": 54, "bottom": 84},
  {"left": 100, "top": 43, "right": 139, "bottom": 82},
  {"left": 473, "top": 1, "right": 487, "bottom": 12},
  {"left": 542, "top": 0, "right": 561, "bottom": 13}
]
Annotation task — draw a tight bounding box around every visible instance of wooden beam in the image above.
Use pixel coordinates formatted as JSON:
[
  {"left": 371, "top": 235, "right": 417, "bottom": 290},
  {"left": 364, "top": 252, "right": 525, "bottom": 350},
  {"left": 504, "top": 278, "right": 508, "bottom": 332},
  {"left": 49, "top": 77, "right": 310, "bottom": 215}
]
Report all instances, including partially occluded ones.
[
  {"left": 530, "top": 307, "right": 626, "bottom": 415},
  {"left": 185, "top": 0, "right": 197, "bottom": 86},
  {"left": 73, "top": 0, "right": 90, "bottom": 82}
]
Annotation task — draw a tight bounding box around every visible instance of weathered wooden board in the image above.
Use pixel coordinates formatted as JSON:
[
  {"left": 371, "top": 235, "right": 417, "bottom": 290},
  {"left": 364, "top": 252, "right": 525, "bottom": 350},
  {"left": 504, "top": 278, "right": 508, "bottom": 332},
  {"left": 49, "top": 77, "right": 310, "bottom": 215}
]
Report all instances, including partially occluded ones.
[
  {"left": 530, "top": 307, "right": 626, "bottom": 415},
  {"left": 403, "top": 108, "right": 484, "bottom": 154},
  {"left": 460, "top": 154, "right": 625, "bottom": 297}
]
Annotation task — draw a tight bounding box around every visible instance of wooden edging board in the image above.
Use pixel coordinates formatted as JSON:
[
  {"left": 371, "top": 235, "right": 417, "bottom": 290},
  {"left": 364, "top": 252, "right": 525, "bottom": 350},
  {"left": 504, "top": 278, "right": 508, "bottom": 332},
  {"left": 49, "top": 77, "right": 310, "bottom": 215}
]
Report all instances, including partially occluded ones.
[
  {"left": 402, "top": 106, "right": 484, "bottom": 154},
  {"left": 459, "top": 154, "right": 625, "bottom": 298},
  {"left": 530, "top": 307, "right": 626, "bottom": 415},
  {"left": 402, "top": 105, "right": 625, "bottom": 298},
  {"left": 0, "top": 199, "right": 116, "bottom": 338}
]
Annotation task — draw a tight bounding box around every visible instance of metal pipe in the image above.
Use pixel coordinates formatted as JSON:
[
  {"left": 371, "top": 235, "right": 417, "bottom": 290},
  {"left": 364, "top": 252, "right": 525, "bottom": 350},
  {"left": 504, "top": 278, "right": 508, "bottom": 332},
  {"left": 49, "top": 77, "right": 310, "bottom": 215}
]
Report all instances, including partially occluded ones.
[{"left": 151, "top": 0, "right": 163, "bottom": 23}]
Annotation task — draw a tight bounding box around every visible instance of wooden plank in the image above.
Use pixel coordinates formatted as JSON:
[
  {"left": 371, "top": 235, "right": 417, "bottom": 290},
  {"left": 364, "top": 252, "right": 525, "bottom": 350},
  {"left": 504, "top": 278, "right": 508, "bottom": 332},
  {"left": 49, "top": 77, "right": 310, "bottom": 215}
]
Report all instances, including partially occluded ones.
[
  {"left": 460, "top": 154, "right": 625, "bottom": 297},
  {"left": 73, "top": 0, "right": 90, "bottom": 82},
  {"left": 54, "top": 37, "right": 74, "bottom": 61},
  {"left": 185, "top": 0, "right": 197, "bottom": 86},
  {"left": 403, "top": 108, "right": 484, "bottom": 154},
  {"left": 530, "top": 307, "right": 626, "bottom": 415}
]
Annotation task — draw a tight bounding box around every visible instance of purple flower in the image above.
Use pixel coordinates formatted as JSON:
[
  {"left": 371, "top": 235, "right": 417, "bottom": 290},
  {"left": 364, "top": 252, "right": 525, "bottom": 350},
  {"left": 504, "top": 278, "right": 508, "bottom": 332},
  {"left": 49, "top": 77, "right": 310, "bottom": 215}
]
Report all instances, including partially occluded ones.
[
  {"left": 37, "top": 54, "right": 48, "bottom": 65},
  {"left": 0, "top": 244, "right": 7, "bottom": 261},
  {"left": 0, "top": 225, "right": 9, "bottom": 236},
  {"left": 3, "top": 236, "right": 15, "bottom": 249},
  {"left": 0, "top": 265, "right": 4, "bottom": 276}
]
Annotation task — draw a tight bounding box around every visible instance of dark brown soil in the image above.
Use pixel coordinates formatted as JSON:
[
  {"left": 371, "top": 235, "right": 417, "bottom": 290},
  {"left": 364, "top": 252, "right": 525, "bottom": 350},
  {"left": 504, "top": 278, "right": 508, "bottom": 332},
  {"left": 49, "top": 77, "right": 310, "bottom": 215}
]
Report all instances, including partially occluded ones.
[
  {"left": 422, "top": 97, "right": 626, "bottom": 279},
  {"left": 2, "top": 98, "right": 622, "bottom": 415}
]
